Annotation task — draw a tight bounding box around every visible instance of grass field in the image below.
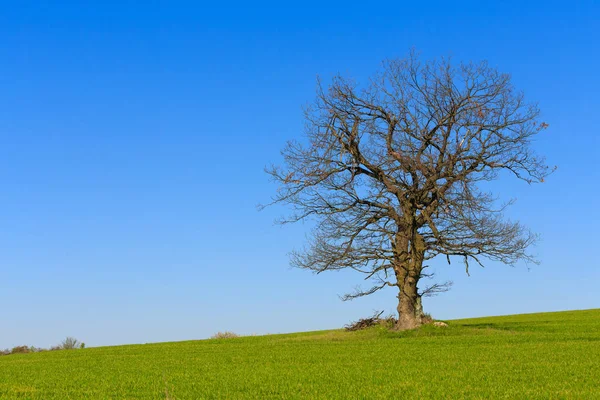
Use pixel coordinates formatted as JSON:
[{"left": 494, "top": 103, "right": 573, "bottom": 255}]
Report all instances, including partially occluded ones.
[{"left": 1, "top": 309, "right": 598, "bottom": 399}]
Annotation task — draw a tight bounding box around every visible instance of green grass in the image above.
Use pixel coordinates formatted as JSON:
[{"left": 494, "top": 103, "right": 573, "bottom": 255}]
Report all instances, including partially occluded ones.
[{"left": 1, "top": 309, "right": 599, "bottom": 399}]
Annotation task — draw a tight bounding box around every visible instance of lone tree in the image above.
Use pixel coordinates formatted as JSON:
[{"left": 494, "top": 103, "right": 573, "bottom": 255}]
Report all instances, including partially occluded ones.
[{"left": 265, "top": 52, "right": 553, "bottom": 330}]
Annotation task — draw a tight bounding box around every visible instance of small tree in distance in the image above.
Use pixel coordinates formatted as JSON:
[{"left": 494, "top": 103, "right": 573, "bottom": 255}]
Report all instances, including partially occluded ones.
[
  {"left": 265, "top": 51, "right": 553, "bottom": 330},
  {"left": 61, "top": 337, "right": 81, "bottom": 350}
]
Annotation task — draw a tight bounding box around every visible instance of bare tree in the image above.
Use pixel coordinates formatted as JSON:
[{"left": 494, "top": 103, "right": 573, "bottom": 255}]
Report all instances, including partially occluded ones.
[
  {"left": 264, "top": 52, "right": 553, "bottom": 330},
  {"left": 60, "top": 337, "right": 81, "bottom": 350}
]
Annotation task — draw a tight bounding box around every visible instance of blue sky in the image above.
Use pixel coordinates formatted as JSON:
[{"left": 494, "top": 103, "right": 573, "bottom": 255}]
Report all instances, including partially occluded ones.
[{"left": 1, "top": 0, "right": 598, "bottom": 348}]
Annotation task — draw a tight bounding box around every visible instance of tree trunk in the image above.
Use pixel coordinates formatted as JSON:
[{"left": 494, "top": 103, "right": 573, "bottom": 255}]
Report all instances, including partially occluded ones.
[
  {"left": 394, "top": 274, "right": 421, "bottom": 330},
  {"left": 393, "top": 229, "right": 425, "bottom": 330}
]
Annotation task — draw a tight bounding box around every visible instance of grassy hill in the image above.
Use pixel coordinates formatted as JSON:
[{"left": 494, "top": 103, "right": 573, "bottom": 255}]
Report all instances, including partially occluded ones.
[{"left": 1, "top": 309, "right": 598, "bottom": 399}]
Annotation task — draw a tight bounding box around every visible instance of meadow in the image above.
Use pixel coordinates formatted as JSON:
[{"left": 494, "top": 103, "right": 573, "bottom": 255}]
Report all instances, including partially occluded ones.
[{"left": 0, "top": 309, "right": 598, "bottom": 399}]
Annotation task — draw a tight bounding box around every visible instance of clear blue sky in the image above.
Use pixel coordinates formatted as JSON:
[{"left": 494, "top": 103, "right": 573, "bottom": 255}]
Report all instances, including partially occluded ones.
[{"left": 1, "top": 0, "right": 598, "bottom": 348}]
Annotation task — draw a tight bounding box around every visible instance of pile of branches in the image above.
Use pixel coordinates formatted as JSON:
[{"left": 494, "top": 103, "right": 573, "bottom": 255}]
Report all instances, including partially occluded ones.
[{"left": 344, "top": 311, "right": 396, "bottom": 331}]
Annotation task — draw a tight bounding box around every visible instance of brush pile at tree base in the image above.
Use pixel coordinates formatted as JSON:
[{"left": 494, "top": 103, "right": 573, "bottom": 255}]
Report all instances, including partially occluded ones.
[{"left": 345, "top": 311, "right": 396, "bottom": 331}]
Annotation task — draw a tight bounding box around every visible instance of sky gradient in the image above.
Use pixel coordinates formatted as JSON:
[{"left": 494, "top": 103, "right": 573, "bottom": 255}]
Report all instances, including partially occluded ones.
[{"left": 1, "top": 0, "right": 599, "bottom": 348}]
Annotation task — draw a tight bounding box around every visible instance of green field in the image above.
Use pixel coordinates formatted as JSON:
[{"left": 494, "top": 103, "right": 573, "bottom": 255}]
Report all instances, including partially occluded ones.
[{"left": 1, "top": 309, "right": 599, "bottom": 399}]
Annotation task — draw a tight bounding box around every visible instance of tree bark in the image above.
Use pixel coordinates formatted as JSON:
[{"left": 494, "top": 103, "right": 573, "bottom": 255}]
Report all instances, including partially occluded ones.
[
  {"left": 415, "top": 295, "right": 424, "bottom": 321},
  {"left": 393, "top": 228, "right": 426, "bottom": 330},
  {"left": 394, "top": 273, "right": 421, "bottom": 330}
]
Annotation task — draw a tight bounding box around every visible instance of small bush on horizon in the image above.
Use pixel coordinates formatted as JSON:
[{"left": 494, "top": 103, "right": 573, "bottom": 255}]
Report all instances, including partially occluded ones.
[
  {"left": 10, "top": 346, "right": 30, "bottom": 354},
  {"left": 61, "top": 337, "right": 81, "bottom": 350},
  {"left": 211, "top": 332, "right": 239, "bottom": 339}
]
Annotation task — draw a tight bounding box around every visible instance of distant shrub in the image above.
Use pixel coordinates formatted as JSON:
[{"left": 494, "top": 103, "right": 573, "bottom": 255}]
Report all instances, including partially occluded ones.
[
  {"left": 61, "top": 337, "right": 81, "bottom": 350},
  {"left": 28, "top": 346, "right": 46, "bottom": 353},
  {"left": 10, "top": 346, "right": 30, "bottom": 354},
  {"left": 211, "top": 332, "right": 239, "bottom": 339}
]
